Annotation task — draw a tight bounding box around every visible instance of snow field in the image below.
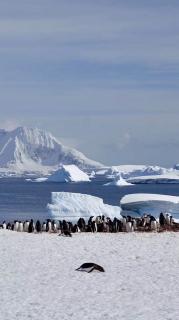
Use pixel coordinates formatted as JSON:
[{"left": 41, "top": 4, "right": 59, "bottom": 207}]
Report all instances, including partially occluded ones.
[{"left": 0, "top": 231, "right": 179, "bottom": 320}]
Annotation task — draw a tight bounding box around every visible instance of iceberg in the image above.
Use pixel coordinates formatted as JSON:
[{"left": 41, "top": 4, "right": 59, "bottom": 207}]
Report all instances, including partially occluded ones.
[
  {"left": 120, "top": 193, "right": 179, "bottom": 217},
  {"left": 96, "top": 165, "right": 170, "bottom": 180},
  {"left": 47, "top": 192, "right": 122, "bottom": 221},
  {"left": 128, "top": 173, "right": 179, "bottom": 184},
  {"left": 104, "top": 175, "right": 134, "bottom": 186},
  {"left": 46, "top": 165, "right": 90, "bottom": 182}
]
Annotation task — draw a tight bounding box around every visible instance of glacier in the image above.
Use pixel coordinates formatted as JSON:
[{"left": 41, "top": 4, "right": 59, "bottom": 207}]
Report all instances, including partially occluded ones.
[{"left": 47, "top": 192, "right": 122, "bottom": 221}]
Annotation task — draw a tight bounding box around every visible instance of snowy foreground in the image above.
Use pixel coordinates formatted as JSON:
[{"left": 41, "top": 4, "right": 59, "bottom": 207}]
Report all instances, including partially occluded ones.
[{"left": 1, "top": 231, "right": 179, "bottom": 320}]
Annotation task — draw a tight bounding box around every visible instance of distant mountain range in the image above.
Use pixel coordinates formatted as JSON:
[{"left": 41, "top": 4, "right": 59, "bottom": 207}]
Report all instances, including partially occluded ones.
[
  {"left": 0, "top": 126, "right": 103, "bottom": 176},
  {"left": 0, "top": 126, "right": 177, "bottom": 179}
]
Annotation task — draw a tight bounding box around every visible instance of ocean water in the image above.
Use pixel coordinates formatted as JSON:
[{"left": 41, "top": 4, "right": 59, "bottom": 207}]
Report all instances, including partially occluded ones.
[{"left": 1, "top": 178, "right": 179, "bottom": 222}]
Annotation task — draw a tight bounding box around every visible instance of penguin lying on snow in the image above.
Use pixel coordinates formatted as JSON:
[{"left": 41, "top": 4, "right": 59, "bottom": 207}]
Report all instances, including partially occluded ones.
[
  {"left": 59, "top": 230, "right": 72, "bottom": 237},
  {"left": 76, "top": 263, "right": 105, "bottom": 273}
]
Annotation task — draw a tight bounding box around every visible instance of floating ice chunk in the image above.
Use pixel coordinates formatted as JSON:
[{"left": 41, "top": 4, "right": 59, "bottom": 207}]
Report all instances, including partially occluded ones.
[
  {"left": 47, "top": 192, "right": 122, "bottom": 221},
  {"left": 104, "top": 174, "right": 134, "bottom": 187},
  {"left": 128, "top": 173, "right": 179, "bottom": 184},
  {"left": 120, "top": 193, "right": 179, "bottom": 217},
  {"left": 47, "top": 165, "right": 90, "bottom": 182}
]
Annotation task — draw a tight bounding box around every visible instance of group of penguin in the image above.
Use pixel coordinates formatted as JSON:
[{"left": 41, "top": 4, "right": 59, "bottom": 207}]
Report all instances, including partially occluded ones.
[
  {"left": 0, "top": 219, "right": 61, "bottom": 233},
  {"left": 0, "top": 212, "right": 173, "bottom": 235}
]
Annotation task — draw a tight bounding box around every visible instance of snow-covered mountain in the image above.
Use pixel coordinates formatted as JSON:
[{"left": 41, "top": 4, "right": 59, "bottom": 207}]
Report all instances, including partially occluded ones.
[{"left": 0, "top": 126, "right": 102, "bottom": 176}]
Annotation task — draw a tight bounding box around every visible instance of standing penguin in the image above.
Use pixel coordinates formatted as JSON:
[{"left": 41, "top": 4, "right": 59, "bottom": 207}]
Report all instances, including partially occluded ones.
[
  {"left": 35, "top": 220, "right": 41, "bottom": 233},
  {"left": 159, "top": 212, "right": 166, "bottom": 227},
  {"left": 14, "top": 221, "right": 19, "bottom": 232},
  {"left": 46, "top": 220, "right": 52, "bottom": 232},
  {"left": 28, "top": 219, "right": 34, "bottom": 233},
  {"left": 24, "top": 220, "right": 30, "bottom": 232},
  {"left": 18, "top": 221, "right": 24, "bottom": 232},
  {"left": 126, "top": 221, "right": 132, "bottom": 232},
  {"left": 42, "top": 222, "right": 46, "bottom": 232},
  {"left": 3, "top": 221, "right": 6, "bottom": 229}
]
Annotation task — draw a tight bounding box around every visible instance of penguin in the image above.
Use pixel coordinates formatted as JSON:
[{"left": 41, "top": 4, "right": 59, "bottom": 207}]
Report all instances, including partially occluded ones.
[
  {"left": 35, "top": 220, "right": 42, "bottom": 233},
  {"left": 42, "top": 222, "right": 46, "bottom": 232},
  {"left": 3, "top": 221, "right": 6, "bottom": 229},
  {"left": 126, "top": 221, "right": 132, "bottom": 232},
  {"left": 76, "top": 263, "right": 105, "bottom": 273},
  {"left": 132, "top": 219, "right": 137, "bottom": 231},
  {"left": 165, "top": 214, "right": 170, "bottom": 225},
  {"left": 7, "top": 222, "right": 11, "bottom": 230},
  {"left": 122, "top": 216, "right": 127, "bottom": 231},
  {"left": 59, "top": 230, "right": 72, "bottom": 237},
  {"left": 18, "top": 222, "right": 23, "bottom": 232},
  {"left": 52, "top": 220, "right": 57, "bottom": 233},
  {"left": 151, "top": 220, "right": 158, "bottom": 231},
  {"left": 77, "top": 226, "right": 81, "bottom": 233},
  {"left": 28, "top": 219, "right": 34, "bottom": 233},
  {"left": 14, "top": 221, "right": 19, "bottom": 232},
  {"left": 46, "top": 220, "right": 52, "bottom": 232},
  {"left": 23, "top": 221, "right": 29, "bottom": 232}
]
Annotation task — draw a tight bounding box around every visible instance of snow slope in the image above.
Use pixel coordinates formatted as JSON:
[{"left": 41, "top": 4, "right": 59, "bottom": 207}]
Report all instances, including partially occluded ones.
[
  {"left": 47, "top": 192, "right": 121, "bottom": 221},
  {"left": 0, "top": 231, "right": 179, "bottom": 320},
  {"left": 0, "top": 127, "right": 102, "bottom": 175},
  {"left": 120, "top": 193, "right": 179, "bottom": 216},
  {"left": 47, "top": 165, "right": 90, "bottom": 182}
]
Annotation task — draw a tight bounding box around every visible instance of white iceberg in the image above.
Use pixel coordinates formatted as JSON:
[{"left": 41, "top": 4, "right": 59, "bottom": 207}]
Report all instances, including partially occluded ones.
[
  {"left": 96, "top": 165, "right": 170, "bottom": 180},
  {"left": 46, "top": 164, "right": 90, "bottom": 182},
  {"left": 47, "top": 192, "right": 122, "bottom": 221},
  {"left": 115, "top": 165, "right": 168, "bottom": 178},
  {"left": 104, "top": 175, "right": 134, "bottom": 186},
  {"left": 120, "top": 193, "right": 179, "bottom": 217}
]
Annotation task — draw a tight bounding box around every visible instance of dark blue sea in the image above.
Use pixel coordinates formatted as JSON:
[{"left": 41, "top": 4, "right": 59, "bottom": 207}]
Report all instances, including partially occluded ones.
[{"left": 1, "top": 178, "right": 179, "bottom": 222}]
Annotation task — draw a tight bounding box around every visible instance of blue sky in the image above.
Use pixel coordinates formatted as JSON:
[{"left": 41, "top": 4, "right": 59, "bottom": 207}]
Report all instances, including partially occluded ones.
[{"left": 0, "top": 0, "right": 179, "bottom": 167}]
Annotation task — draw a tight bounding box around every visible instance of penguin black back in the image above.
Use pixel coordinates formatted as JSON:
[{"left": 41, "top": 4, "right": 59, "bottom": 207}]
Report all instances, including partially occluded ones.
[{"left": 76, "top": 263, "right": 105, "bottom": 273}]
